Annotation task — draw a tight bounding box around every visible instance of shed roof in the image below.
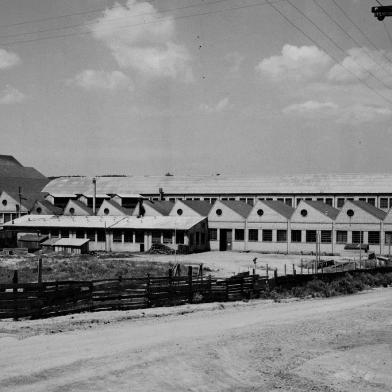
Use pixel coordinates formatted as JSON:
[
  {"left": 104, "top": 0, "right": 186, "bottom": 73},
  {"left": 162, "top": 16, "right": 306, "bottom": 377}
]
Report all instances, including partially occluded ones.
[
  {"left": 261, "top": 200, "right": 295, "bottom": 219},
  {"left": 143, "top": 200, "right": 174, "bottom": 215},
  {"left": 304, "top": 201, "right": 340, "bottom": 220},
  {"left": 5, "top": 215, "right": 205, "bottom": 231},
  {"left": 54, "top": 238, "right": 90, "bottom": 247},
  {"left": 220, "top": 200, "right": 253, "bottom": 218},
  {"left": 350, "top": 200, "right": 387, "bottom": 220},
  {"left": 42, "top": 173, "right": 392, "bottom": 196},
  {"left": 18, "top": 234, "right": 48, "bottom": 242},
  {"left": 180, "top": 200, "right": 214, "bottom": 216},
  {"left": 42, "top": 238, "right": 60, "bottom": 246}
]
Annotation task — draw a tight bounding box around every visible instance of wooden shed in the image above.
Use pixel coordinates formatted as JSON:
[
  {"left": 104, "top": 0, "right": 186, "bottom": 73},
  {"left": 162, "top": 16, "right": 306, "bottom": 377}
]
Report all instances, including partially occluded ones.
[{"left": 53, "top": 238, "right": 89, "bottom": 254}]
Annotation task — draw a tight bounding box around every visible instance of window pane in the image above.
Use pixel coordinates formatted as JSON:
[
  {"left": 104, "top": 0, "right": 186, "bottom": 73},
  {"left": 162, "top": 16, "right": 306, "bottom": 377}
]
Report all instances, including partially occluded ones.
[
  {"left": 352, "top": 231, "right": 363, "bottom": 244},
  {"left": 380, "top": 198, "right": 388, "bottom": 209},
  {"left": 235, "top": 229, "right": 244, "bottom": 241},
  {"left": 113, "top": 230, "right": 122, "bottom": 243},
  {"left": 277, "top": 230, "right": 287, "bottom": 242},
  {"left": 86, "top": 230, "right": 95, "bottom": 242},
  {"left": 291, "top": 230, "right": 302, "bottom": 242},
  {"left": 124, "top": 230, "right": 133, "bottom": 243},
  {"left": 367, "top": 198, "right": 375, "bottom": 206},
  {"left": 337, "top": 198, "right": 345, "bottom": 208},
  {"left": 285, "top": 198, "right": 292, "bottom": 207},
  {"left": 325, "top": 198, "right": 333, "bottom": 206},
  {"left": 321, "top": 230, "right": 331, "bottom": 243},
  {"left": 208, "top": 229, "right": 217, "bottom": 241},
  {"left": 76, "top": 230, "right": 84, "bottom": 239},
  {"left": 306, "top": 230, "right": 317, "bottom": 243},
  {"left": 152, "top": 232, "right": 161, "bottom": 244},
  {"left": 163, "top": 230, "right": 173, "bottom": 244},
  {"left": 368, "top": 231, "right": 380, "bottom": 244},
  {"left": 262, "top": 230, "right": 272, "bottom": 242},
  {"left": 336, "top": 231, "right": 347, "bottom": 244},
  {"left": 248, "top": 229, "right": 258, "bottom": 242},
  {"left": 385, "top": 232, "right": 392, "bottom": 245},
  {"left": 135, "top": 231, "right": 144, "bottom": 243},
  {"left": 176, "top": 231, "right": 184, "bottom": 244},
  {"left": 97, "top": 230, "right": 105, "bottom": 242},
  {"left": 60, "top": 230, "right": 69, "bottom": 238}
]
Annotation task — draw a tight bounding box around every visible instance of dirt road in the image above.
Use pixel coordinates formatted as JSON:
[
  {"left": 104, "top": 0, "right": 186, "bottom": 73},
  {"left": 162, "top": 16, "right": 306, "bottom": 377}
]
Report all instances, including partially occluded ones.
[{"left": 1, "top": 289, "right": 392, "bottom": 391}]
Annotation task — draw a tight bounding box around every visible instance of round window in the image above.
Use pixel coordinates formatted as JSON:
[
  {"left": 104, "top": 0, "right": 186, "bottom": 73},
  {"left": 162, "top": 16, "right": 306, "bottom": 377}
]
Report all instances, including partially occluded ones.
[
  {"left": 300, "top": 209, "right": 308, "bottom": 217},
  {"left": 347, "top": 209, "right": 354, "bottom": 217},
  {"left": 104, "top": 208, "right": 110, "bottom": 215},
  {"left": 216, "top": 209, "right": 222, "bottom": 216},
  {"left": 69, "top": 207, "right": 75, "bottom": 215},
  {"left": 257, "top": 209, "right": 264, "bottom": 216},
  {"left": 36, "top": 207, "right": 42, "bottom": 214},
  {"left": 177, "top": 208, "right": 183, "bottom": 216},
  {"left": 2, "top": 200, "right": 7, "bottom": 206}
]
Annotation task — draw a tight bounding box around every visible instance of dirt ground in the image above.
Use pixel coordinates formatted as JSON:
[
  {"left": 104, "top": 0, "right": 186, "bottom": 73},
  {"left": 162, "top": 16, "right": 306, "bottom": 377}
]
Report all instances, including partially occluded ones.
[{"left": 0, "top": 288, "right": 391, "bottom": 391}]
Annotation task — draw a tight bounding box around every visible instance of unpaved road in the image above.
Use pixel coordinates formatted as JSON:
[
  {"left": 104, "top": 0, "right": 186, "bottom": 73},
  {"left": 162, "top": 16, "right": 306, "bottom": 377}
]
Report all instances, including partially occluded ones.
[{"left": 1, "top": 289, "right": 392, "bottom": 392}]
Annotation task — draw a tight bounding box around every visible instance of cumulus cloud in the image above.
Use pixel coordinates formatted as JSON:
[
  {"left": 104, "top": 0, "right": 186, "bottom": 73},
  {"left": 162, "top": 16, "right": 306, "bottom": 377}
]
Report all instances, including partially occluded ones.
[
  {"left": 283, "top": 100, "right": 392, "bottom": 124},
  {"left": 0, "top": 85, "right": 25, "bottom": 104},
  {"left": 200, "top": 97, "right": 231, "bottom": 113},
  {"left": 89, "top": 0, "right": 192, "bottom": 81},
  {"left": 70, "top": 70, "right": 133, "bottom": 91},
  {"left": 256, "top": 44, "right": 331, "bottom": 82},
  {"left": 0, "top": 48, "right": 20, "bottom": 69}
]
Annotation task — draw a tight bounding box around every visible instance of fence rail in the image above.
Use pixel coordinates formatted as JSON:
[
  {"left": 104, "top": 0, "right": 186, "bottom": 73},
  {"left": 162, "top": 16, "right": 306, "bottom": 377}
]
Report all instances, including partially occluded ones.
[{"left": 1, "top": 263, "right": 391, "bottom": 320}]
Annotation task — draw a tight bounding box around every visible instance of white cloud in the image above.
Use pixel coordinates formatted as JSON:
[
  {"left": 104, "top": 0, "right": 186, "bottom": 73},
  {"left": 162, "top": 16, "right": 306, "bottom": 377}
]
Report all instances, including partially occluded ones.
[
  {"left": 327, "top": 47, "right": 392, "bottom": 84},
  {"left": 70, "top": 70, "right": 133, "bottom": 91},
  {"left": 283, "top": 100, "right": 392, "bottom": 124},
  {"left": 200, "top": 97, "right": 231, "bottom": 113},
  {"left": 0, "top": 48, "right": 20, "bottom": 69},
  {"left": 89, "top": 0, "right": 192, "bottom": 81},
  {"left": 256, "top": 44, "right": 331, "bottom": 82},
  {"left": 0, "top": 85, "right": 25, "bottom": 104}
]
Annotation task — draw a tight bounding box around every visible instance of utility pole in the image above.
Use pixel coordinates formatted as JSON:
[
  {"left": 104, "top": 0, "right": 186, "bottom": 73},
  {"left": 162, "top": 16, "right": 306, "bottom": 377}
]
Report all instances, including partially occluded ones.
[{"left": 371, "top": 5, "right": 392, "bottom": 21}]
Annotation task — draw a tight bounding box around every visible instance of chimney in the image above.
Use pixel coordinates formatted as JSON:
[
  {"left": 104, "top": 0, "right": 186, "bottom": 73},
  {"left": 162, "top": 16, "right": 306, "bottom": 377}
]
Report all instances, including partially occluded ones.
[
  {"left": 138, "top": 198, "right": 145, "bottom": 218},
  {"left": 159, "top": 187, "right": 164, "bottom": 201},
  {"left": 92, "top": 177, "right": 97, "bottom": 215}
]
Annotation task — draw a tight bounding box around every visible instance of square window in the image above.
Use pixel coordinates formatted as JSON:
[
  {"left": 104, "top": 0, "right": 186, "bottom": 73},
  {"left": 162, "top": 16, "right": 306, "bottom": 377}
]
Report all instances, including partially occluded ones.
[
  {"left": 337, "top": 198, "right": 345, "bottom": 208},
  {"left": 76, "top": 230, "right": 85, "bottom": 239},
  {"left": 113, "top": 230, "right": 122, "bottom": 243},
  {"left": 163, "top": 231, "right": 173, "bottom": 244},
  {"left": 321, "top": 230, "right": 331, "bottom": 243},
  {"left": 352, "top": 231, "right": 364, "bottom": 244},
  {"left": 86, "top": 230, "right": 95, "bottom": 242},
  {"left": 325, "top": 198, "right": 333, "bottom": 206},
  {"left": 367, "top": 198, "right": 376, "bottom": 206},
  {"left": 135, "top": 231, "right": 144, "bottom": 243},
  {"left": 368, "top": 231, "right": 380, "bottom": 244},
  {"left": 336, "top": 231, "right": 347, "bottom": 244},
  {"left": 285, "top": 198, "right": 292, "bottom": 207},
  {"left": 306, "top": 230, "right": 317, "bottom": 243},
  {"left": 380, "top": 198, "right": 388, "bottom": 209},
  {"left": 291, "top": 230, "right": 302, "bottom": 242},
  {"left": 124, "top": 230, "right": 133, "bottom": 243}
]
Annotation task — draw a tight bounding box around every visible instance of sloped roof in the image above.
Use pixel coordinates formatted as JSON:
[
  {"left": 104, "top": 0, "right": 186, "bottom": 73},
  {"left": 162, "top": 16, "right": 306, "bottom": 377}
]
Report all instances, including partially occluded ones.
[
  {"left": 143, "top": 200, "right": 174, "bottom": 215},
  {"left": 68, "top": 199, "right": 93, "bottom": 214},
  {"left": 103, "top": 199, "right": 133, "bottom": 215},
  {"left": 43, "top": 173, "right": 392, "bottom": 196},
  {"left": 42, "top": 238, "right": 60, "bottom": 246},
  {"left": 220, "top": 200, "right": 253, "bottom": 218},
  {"left": 54, "top": 238, "right": 90, "bottom": 247},
  {"left": 18, "top": 234, "right": 48, "bottom": 242},
  {"left": 4, "top": 190, "right": 47, "bottom": 210},
  {"left": 350, "top": 200, "right": 387, "bottom": 220},
  {"left": 5, "top": 215, "right": 205, "bottom": 231},
  {"left": 35, "top": 200, "right": 63, "bottom": 215},
  {"left": 180, "top": 200, "right": 214, "bottom": 216},
  {"left": 262, "top": 200, "right": 295, "bottom": 219},
  {"left": 304, "top": 201, "right": 340, "bottom": 220},
  {"left": 0, "top": 155, "right": 22, "bottom": 166}
]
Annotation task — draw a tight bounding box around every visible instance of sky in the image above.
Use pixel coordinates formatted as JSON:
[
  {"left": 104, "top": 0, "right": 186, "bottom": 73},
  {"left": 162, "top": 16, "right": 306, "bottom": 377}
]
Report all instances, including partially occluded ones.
[{"left": 1, "top": 0, "right": 392, "bottom": 177}]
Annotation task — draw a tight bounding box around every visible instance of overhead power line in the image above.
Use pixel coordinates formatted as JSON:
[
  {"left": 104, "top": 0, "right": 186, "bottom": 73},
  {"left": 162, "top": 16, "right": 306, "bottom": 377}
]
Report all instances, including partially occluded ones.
[
  {"left": 0, "top": 0, "right": 285, "bottom": 47},
  {"left": 284, "top": 0, "right": 392, "bottom": 91},
  {"left": 0, "top": 0, "right": 236, "bottom": 41},
  {"left": 265, "top": 0, "right": 392, "bottom": 105},
  {"left": 312, "top": 0, "right": 392, "bottom": 79}
]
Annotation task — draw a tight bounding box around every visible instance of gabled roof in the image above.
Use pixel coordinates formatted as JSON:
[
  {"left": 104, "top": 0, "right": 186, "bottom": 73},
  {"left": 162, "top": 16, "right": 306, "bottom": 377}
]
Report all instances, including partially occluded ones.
[
  {"left": 304, "top": 201, "right": 340, "bottom": 220},
  {"left": 0, "top": 155, "right": 22, "bottom": 167},
  {"left": 180, "top": 200, "right": 214, "bottom": 216},
  {"left": 35, "top": 199, "right": 63, "bottom": 215},
  {"left": 67, "top": 199, "right": 93, "bottom": 215},
  {"left": 3, "top": 190, "right": 47, "bottom": 210},
  {"left": 220, "top": 200, "right": 253, "bottom": 218},
  {"left": 350, "top": 200, "right": 387, "bottom": 220},
  {"left": 103, "top": 199, "right": 133, "bottom": 215},
  {"left": 261, "top": 200, "right": 295, "bottom": 219},
  {"left": 143, "top": 200, "right": 174, "bottom": 215}
]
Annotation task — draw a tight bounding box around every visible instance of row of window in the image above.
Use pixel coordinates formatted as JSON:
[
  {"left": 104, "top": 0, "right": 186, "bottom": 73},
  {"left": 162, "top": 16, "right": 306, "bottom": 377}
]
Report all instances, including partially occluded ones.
[{"left": 209, "top": 229, "right": 391, "bottom": 245}]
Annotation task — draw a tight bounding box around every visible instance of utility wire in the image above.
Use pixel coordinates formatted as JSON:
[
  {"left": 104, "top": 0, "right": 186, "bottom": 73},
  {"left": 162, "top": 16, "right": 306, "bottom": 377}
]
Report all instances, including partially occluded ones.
[
  {"left": 284, "top": 0, "right": 392, "bottom": 91},
  {"left": 0, "top": 0, "right": 285, "bottom": 47},
  {"left": 265, "top": 0, "right": 392, "bottom": 105},
  {"left": 0, "top": 0, "right": 236, "bottom": 40},
  {"left": 312, "top": 0, "right": 392, "bottom": 79},
  {"left": 331, "top": 0, "right": 392, "bottom": 65}
]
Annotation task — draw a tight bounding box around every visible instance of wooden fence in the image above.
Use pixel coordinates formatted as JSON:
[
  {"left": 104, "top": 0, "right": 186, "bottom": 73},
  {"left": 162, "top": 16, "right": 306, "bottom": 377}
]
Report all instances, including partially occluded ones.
[{"left": 0, "top": 268, "right": 268, "bottom": 320}]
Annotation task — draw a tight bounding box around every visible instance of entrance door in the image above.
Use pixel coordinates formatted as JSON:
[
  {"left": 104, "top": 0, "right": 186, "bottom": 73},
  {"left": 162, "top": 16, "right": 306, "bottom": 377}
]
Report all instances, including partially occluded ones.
[{"left": 219, "top": 229, "right": 232, "bottom": 251}]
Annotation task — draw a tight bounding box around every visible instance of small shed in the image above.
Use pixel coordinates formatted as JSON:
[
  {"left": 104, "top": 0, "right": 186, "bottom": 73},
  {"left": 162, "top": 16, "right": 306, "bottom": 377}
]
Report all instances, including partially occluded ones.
[
  {"left": 53, "top": 238, "right": 89, "bottom": 254},
  {"left": 17, "top": 234, "right": 48, "bottom": 251},
  {"left": 41, "top": 237, "right": 60, "bottom": 252}
]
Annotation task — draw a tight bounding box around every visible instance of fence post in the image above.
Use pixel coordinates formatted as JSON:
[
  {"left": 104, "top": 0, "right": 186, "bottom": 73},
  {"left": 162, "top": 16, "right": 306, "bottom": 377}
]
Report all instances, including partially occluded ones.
[
  {"left": 225, "top": 279, "right": 229, "bottom": 301},
  {"left": 146, "top": 273, "right": 151, "bottom": 308},
  {"left": 292, "top": 264, "right": 296, "bottom": 276},
  {"left": 301, "top": 262, "right": 303, "bottom": 275},
  {"left": 38, "top": 257, "right": 43, "bottom": 284},
  {"left": 188, "top": 266, "right": 193, "bottom": 303},
  {"left": 168, "top": 268, "right": 173, "bottom": 305},
  {"left": 274, "top": 268, "right": 278, "bottom": 280},
  {"left": 12, "top": 270, "right": 18, "bottom": 321},
  {"left": 284, "top": 264, "right": 287, "bottom": 276},
  {"left": 266, "top": 264, "right": 269, "bottom": 278},
  {"left": 118, "top": 275, "right": 122, "bottom": 310}
]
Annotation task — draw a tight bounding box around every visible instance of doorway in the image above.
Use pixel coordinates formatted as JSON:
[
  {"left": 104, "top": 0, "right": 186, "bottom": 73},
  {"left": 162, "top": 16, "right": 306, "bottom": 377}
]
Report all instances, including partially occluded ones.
[{"left": 219, "top": 229, "right": 232, "bottom": 251}]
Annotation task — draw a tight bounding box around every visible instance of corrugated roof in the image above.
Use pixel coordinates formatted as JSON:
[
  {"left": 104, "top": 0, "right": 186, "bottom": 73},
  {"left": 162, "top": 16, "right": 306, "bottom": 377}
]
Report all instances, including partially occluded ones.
[
  {"left": 262, "top": 200, "right": 295, "bottom": 219},
  {"left": 5, "top": 215, "right": 205, "bottom": 230},
  {"left": 54, "top": 238, "right": 90, "bottom": 247},
  {"left": 180, "top": 200, "right": 214, "bottom": 216},
  {"left": 42, "top": 173, "right": 392, "bottom": 196},
  {"left": 304, "top": 201, "right": 340, "bottom": 220},
  {"left": 143, "top": 200, "right": 174, "bottom": 216},
  {"left": 350, "top": 200, "right": 387, "bottom": 220},
  {"left": 220, "top": 200, "right": 253, "bottom": 218},
  {"left": 68, "top": 200, "right": 93, "bottom": 215}
]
